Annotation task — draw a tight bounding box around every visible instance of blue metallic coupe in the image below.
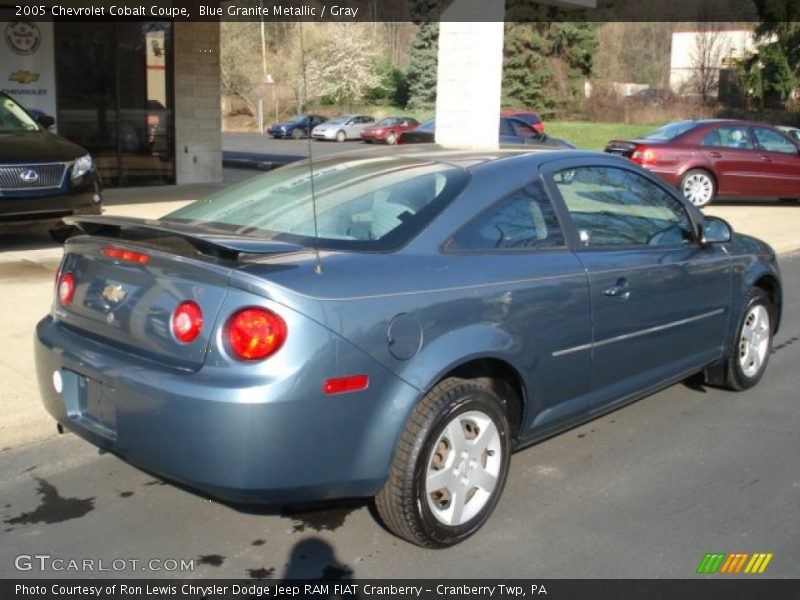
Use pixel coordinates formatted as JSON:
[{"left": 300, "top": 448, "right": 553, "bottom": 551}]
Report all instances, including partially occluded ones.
[{"left": 35, "top": 148, "right": 781, "bottom": 547}]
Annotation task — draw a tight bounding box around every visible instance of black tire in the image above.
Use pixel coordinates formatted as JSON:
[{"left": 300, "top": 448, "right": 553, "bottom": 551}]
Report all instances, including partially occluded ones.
[
  {"left": 335, "top": 130, "right": 346, "bottom": 142},
  {"left": 679, "top": 169, "right": 717, "bottom": 208},
  {"left": 375, "top": 378, "right": 511, "bottom": 548},
  {"left": 291, "top": 128, "right": 304, "bottom": 140},
  {"left": 779, "top": 198, "right": 798, "bottom": 203},
  {"left": 386, "top": 132, "right": 397, "bottom": 145},
  {"left": 721, "top": 287, "right": 774, "bottom": 390}
]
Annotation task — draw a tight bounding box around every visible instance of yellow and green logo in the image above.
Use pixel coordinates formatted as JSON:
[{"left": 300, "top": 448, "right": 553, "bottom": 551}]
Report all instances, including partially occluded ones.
[{"left": 696, "top": 552, "right": 773, "bottom": 574}]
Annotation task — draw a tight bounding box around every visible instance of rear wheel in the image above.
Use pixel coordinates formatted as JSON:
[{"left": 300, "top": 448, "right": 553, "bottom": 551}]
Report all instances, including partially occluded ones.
[
  {"left": 721, "top": 288, "right": 773, "bottom": 390},
  {"left": 375, "top": 378, "right": 511, "bottom": 547},
  {"left": 335, "top": 130, "right": 346, "bottom": 142},
  {"left": 680, "top": 169, "right": 716, "bottom": 208},
  {"left": 291, "top": 129, "right": 303, "bottom": 140}
]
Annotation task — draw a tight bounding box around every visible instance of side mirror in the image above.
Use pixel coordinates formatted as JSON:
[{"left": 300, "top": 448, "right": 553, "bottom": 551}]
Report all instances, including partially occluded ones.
[
  {"left": 36, "top": 114, "right": 55, "bottom": 129},
  {"left": 700, "top": 216, "right": 733, "bottom": 245}
]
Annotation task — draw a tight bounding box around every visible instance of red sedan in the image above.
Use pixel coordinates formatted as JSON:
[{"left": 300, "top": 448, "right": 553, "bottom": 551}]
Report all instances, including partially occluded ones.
[
  {"left": 605, "top": 120, "right": 800, "bottom": 207},
  {"left": 500, "top": 109, "right": 545, "bottom": 134},
  {"left": 361, "top": 117, "right": 420, "bottom": 145}
]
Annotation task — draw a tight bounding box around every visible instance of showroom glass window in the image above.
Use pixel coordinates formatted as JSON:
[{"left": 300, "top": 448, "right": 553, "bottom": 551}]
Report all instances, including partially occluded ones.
[
  {"left": 552, "top": 166, "right": 694, "bottom": 247},
  {"left": 54, "top": 22, "right": 174, "bottom": 186}
]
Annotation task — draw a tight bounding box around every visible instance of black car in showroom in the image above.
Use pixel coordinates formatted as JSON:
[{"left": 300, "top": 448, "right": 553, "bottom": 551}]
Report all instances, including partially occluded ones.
[{"left": 0, "top": 93, "right": 102, "bottom": 241}]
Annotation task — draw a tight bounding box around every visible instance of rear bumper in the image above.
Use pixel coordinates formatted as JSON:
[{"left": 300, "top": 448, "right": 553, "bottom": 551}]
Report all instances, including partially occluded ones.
[{"left": 34, "top": 314, "right": 420, "bottom": 503}]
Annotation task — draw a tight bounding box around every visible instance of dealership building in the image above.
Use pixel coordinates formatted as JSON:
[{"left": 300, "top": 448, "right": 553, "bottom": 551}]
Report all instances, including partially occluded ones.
[
  {"left": 2, "top": 0, "right": 595, "bottom": 189},
  {"left": 2, "top": 9, "right": 221, "bottom": 187}
]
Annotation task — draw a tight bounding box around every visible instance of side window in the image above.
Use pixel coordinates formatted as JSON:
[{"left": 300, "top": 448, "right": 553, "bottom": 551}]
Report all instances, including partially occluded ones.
[
  {"left": 450, "top": 183, "right": 565, "bottom": 251},
  {"left": 753, "top": 127, "right": 798, "bottom": 154},
  {"left": 499, "top": 120, "right": 514, "bottom": 136},
  {"left": 701, "top": 125, "right": 753, "bottom": 149},
  {"left": 553, "top": 166, "right": 695, "bottom": 248}
]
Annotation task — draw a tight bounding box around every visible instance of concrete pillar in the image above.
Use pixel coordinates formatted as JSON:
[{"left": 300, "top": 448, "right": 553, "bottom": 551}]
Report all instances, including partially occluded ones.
[
  {"left": 174, "top": 22, "right": 223, "bottom": 184},
  {"left": 434, "top": 0, "right": 596, "bottom": 150},
  {"left": 434, "top": 0, "right": 505, "bottom": 149}
]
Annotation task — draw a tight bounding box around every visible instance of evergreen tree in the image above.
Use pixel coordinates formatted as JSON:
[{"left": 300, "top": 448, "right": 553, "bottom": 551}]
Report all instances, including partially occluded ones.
[
  {"left": 405, "top": 0, "right": 439, "bottom": 110},
  {"left": 501, "top": 12, "right": 598, "bottom": 116},
  {"left": 738, "top": 0, "right": 800, "bottom": 106}
]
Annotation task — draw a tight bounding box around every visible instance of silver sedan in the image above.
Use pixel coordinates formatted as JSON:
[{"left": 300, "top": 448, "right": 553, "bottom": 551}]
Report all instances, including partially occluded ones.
[{"left": 312, "top": 114, "right": 375, "bottom": 142}]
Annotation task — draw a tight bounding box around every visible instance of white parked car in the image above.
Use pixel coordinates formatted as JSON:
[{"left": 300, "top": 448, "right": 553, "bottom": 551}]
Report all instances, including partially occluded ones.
[{"left": 311, "top": 114, "right": 375, "bottom": 142}]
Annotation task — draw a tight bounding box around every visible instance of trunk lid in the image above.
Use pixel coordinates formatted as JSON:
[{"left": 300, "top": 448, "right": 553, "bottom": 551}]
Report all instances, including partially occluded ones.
[{"left": 55, "top": 216, "right": 302, "bottom": 371}]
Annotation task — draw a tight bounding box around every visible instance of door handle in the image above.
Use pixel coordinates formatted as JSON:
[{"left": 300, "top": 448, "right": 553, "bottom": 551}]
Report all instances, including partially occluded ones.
[
  {"left": 760, "top": 155, "right": 772, "bottom": 162},
  {"left": 708, "top": 151, "right": 722, "bottom": 158},
  {"left": 604, "top": 278, "right": 630, "bottom": 300}
]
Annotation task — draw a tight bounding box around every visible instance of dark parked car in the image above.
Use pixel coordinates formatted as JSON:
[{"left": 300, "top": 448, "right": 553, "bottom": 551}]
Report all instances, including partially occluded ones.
[
  {"left": 36, "top": 149, "right": 781, "bottom": 547},
  {"left": 0, "top": 93, "right": 102, "bottom": 240},
  {"left": 360, "top": 116, "right": 420, "bottom": 144},
  {"left": 605, "top": 119, "right": 800, "bottom": 207},
  {"left": 398, "top": 117, "right": 572, "bottom": 147},
  {"left": 500, "top": 109, "right": 545, "bottom": 133},
  {"left": 268, "top": 114, "right": 327, "bottom": 139}
]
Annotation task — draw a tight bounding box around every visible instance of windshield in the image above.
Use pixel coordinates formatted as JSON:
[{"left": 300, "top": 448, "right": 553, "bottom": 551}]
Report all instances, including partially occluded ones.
[
  {"left": 0, "top": 96, "right": 40, "bottom": 133},
  {"left": 286, "top": 115, "right": 308, "bottom": 123},
  {"left": 377, "top": 117, "right": 402, "bottom": 126},
  {"left": 326, "top": 116, "right": 350, "bottom": 125},
  {"left": 643, "top": 121, "right": 698, "bottom": 141},
  {"left": 165, "top": 157, "right": 469, "bottom": 251}
]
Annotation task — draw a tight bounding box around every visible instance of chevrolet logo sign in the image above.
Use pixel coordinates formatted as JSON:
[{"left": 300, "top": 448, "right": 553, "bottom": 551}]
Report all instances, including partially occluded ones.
[
  {"left": 8, "top": 70, "right": 39, "bottom": 84},
  {"left": 102, "top": 284, "right": 127, "bottom": 304}
]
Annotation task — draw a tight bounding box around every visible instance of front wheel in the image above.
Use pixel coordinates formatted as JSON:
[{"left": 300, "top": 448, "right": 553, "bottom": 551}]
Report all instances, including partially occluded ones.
[
  {"left": 722, "top": 287, "right": 774, "bottom": 390},
  {"left": 680, "top": 169, "right": 716, "bottom": 208},
  {"left": 335, "top": 130, "right": 346, "bottom": 142},
  {"left": 375, "top": 378, "right": 511, "bottom": 547},
  {"left": 386, "top": 132, "right": 397, "bottom": 145}
]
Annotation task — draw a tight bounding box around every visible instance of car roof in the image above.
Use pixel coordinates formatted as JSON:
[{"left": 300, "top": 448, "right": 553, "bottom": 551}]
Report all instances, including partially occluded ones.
[{"left": 296, "top": 145, "right": 590, "bottom": 172}]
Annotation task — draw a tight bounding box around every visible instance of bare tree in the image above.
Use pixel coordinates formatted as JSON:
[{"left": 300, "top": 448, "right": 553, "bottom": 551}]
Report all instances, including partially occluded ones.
[
  {"left": 219, "top": 22, "right": 264, "bottom": 117},
  {"left": 687, "top": 23, "right": 728, "bottom": 103}
]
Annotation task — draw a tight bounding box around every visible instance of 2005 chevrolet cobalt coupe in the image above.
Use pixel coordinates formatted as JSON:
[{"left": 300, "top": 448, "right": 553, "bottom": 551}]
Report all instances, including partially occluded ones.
[{"left": 35, "top": 149, "right": 781, "bottom": 547}]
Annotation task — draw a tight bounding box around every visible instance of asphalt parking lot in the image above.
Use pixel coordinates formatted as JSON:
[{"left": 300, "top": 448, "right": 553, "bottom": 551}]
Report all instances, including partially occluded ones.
[
  {"left": 1, "top": 251, "right": 798, "bottom": 578},
  {"left": 0, "top": 153, "right": 799, "bottom": 579}
]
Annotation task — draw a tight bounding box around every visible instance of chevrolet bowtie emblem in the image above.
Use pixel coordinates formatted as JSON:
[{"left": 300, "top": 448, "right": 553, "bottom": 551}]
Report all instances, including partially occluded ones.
[
  {"left": 102, "top": 284, "right": 127, "bottom": 303},
  {"left": 8, "top": 70, "right": 40, "bottom": 85}
]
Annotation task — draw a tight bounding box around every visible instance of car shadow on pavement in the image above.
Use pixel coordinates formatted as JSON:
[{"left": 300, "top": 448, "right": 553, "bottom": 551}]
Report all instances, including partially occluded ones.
[{"left": 0, "top": 229, "right": 61, "bottom": 253}]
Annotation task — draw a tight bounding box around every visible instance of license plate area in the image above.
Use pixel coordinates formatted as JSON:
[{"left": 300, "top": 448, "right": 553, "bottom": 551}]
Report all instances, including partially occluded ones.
[{"left": 62, "top": 370, "right": 117, "bottom": 440}]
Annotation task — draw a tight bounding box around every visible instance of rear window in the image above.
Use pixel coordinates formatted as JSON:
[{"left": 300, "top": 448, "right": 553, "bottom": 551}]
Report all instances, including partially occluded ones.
[
  {"left": 643, "top": 121, "right": 698, "bottom": 141},
  {"left": 165, "top": 157, "right": 468, "bottom": 251}
]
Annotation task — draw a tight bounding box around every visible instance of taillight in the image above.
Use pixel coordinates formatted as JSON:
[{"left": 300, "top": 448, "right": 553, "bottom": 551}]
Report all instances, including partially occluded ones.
[
  {"left": 103, "top": 247, "right": 149, "bottom": 264},
  {"left": 227, "top": 307, "right": 287, "bottom": 361},
  {"left": 58, "top": 272, "right": 75, "bottom": 306},
  {"left": 172, "top": 301, "right": 203, "bottom": 343},
  {"left": 631, "top": 145, "right": 657, "bottom": 165}
]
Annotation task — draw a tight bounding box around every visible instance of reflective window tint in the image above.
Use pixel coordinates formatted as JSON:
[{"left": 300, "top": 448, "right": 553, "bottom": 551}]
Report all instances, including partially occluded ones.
[
  {"left": 450, "top": 183, "right": 564, "bottom": 250},
  {"left": 753, "top": 127, "right": 798, "bottom": 154},
  {"left": 702, "top": 125, "right": 753, "bottom": 149},
  {"left": 553, "top": 167, "right": 694, "bottom": 247}
]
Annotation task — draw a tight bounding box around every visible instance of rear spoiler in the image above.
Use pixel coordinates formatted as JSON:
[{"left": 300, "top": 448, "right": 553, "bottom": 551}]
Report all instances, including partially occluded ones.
[{"left": 63, "top": 215, "right": 303, "bottom": 260}]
